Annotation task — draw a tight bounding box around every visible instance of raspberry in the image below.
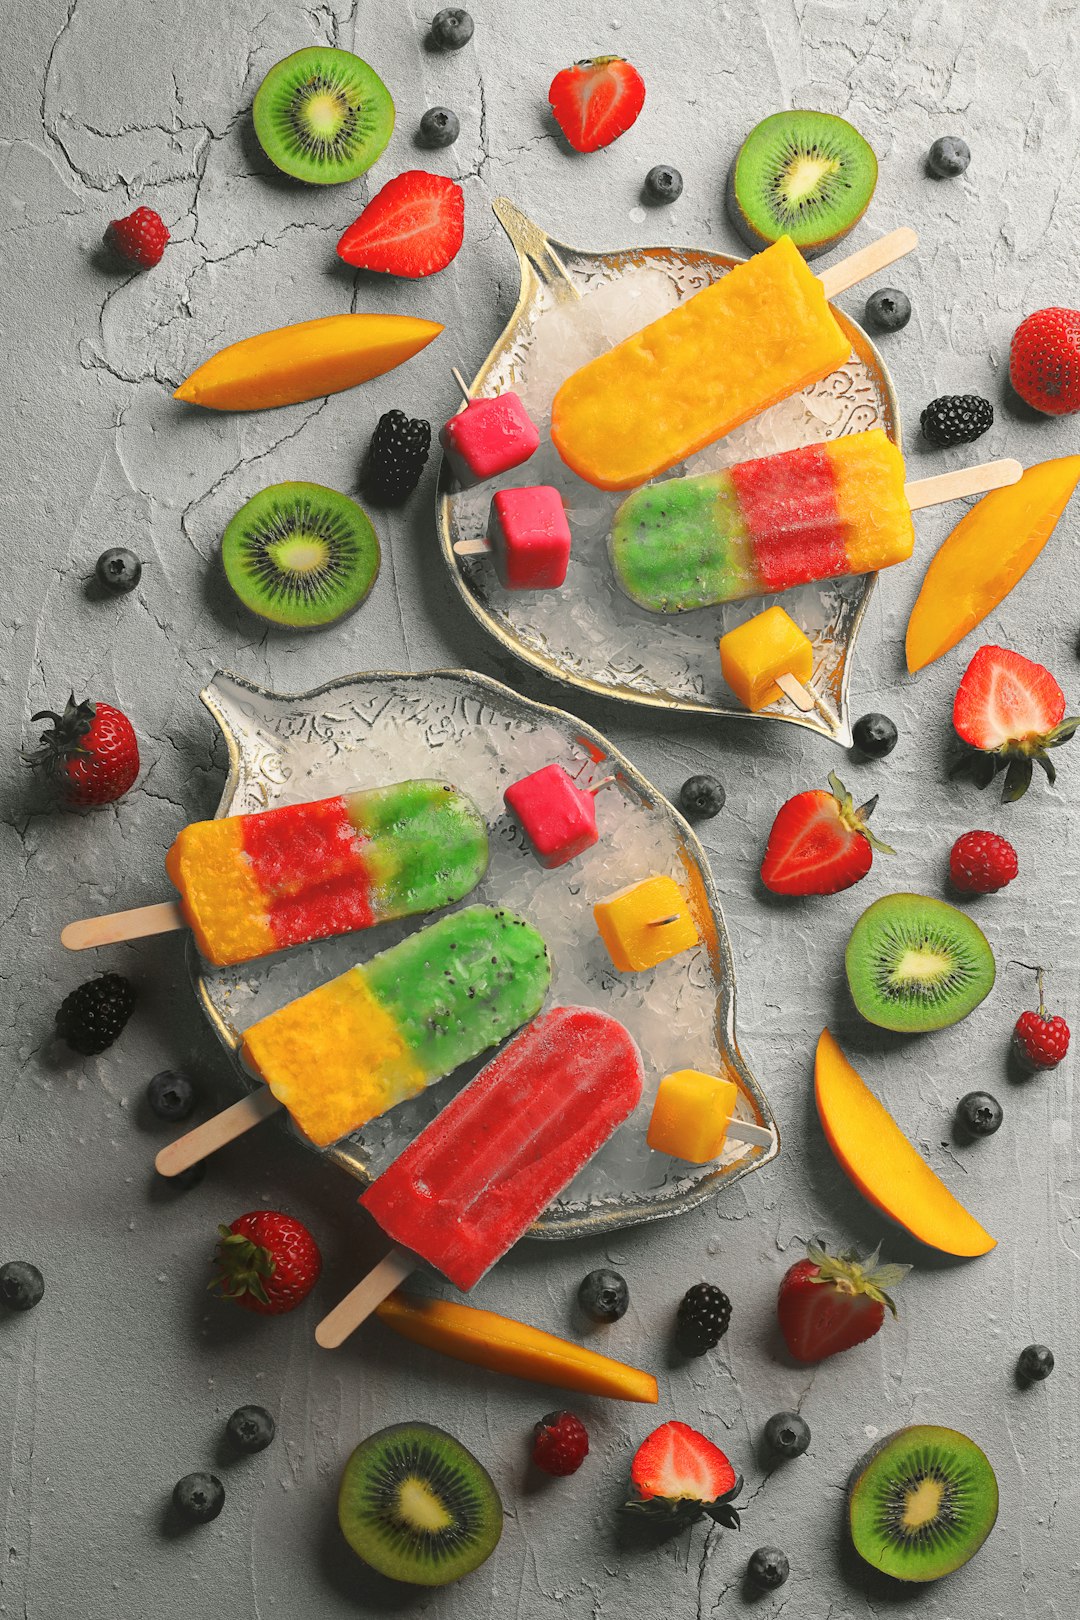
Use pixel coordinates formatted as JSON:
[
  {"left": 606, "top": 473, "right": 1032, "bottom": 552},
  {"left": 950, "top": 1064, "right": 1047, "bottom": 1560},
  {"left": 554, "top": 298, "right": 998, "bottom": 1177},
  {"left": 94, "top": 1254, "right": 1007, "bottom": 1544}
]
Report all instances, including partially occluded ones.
[
  {"left": 675, "top": 1282, "right": 732, "bottom": 1355},
  {"left": 531, "top": 1410, "right": 589, "bottom": 1476},
  {"left": 949, "top": 830, "right": 1018, "bottom": 894},
  {"left": 920, "top": 394, "right": 994, "bottom": 447},
  {"left": 104, "top": 206, "right": 169, "bottom": 269},
  {"left": 55, "top": 972, "right": 135, "bottom": 1055},
  {"left": 1012, "top": 964, "right": 1070, "bottom": 1070},
  {"left": 362, "top": 410, "right": 431, "bottom": 504}
]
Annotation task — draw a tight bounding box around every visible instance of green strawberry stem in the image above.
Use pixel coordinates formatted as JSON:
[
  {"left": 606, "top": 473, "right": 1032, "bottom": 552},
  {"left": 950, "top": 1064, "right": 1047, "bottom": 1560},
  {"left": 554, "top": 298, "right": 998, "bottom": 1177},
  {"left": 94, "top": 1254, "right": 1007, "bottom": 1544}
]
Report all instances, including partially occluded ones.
[
  {"left": 805, "top": 1239, "right": 911, "bottom": 1319},
  {"left": 827, "top": 772, "right": 895, "bottom": 856},
  {"left": 210, "top": 1225, "right": 277, "bottom": 1306}
]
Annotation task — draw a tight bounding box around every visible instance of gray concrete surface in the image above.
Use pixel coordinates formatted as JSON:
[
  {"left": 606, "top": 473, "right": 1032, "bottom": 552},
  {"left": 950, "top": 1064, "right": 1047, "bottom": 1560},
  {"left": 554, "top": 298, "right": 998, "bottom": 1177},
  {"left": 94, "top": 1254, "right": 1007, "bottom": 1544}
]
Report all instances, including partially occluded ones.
[{"left": 2, "top": 1, "right": 1079, "bottom": 1615}]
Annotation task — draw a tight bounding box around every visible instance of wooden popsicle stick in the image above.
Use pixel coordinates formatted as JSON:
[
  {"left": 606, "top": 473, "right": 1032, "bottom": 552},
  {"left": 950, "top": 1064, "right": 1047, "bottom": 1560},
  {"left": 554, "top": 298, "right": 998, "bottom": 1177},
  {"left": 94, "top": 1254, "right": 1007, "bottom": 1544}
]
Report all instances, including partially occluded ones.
[
  {"left": 817, "top": 227, "right": 919, "bottom": 299},
  {"left": 905, "top": 458, "right": 1023, "bottom": 511},
  {"left": 450, "top": 366, "right": 471, "bottom": 408},
  {"left": 315, "top": 1248, "right": 416, "bottom": 1349},
  {"left": 775, "top": 672, "right": 816, "bottom": 713},
  {"left": 586, "top": 775, "right": 616, "bottom": 795},
  {"left": 453, "top": 537, "right": 492, "bottom": 557},
  {"left": 727, "top": 1119, "right": 775, "bottom": 1149},
  {"left": 154, "top": 1087, "right": 281, "bottom": 1177},
  {"left": 61, "top": 900, "right": 185, "bottom": 951},
  {"left": 648, "top": 914, "right": 682, "bottom": 927}
]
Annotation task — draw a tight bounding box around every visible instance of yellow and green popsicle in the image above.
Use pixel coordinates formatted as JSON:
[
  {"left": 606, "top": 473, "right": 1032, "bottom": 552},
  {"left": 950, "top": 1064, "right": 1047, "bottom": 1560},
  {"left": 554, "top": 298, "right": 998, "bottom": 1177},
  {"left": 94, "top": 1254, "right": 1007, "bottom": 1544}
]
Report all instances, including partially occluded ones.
[
  {"left": 610, "top": 429, "right": 913, "bottom": 613},
  {"left": 241, "top": 905, "right": 551, "bottom": 1148}
]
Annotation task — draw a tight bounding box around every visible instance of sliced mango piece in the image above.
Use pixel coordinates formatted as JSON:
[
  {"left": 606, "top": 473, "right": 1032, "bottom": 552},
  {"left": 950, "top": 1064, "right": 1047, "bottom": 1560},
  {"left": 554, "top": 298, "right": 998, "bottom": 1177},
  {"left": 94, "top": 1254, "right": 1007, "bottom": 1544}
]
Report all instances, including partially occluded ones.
[
  {"left": 814, "top": 1029, "right": 995, "bottom": 1257},
  {"left": 375, "top": 1291, "right": 659, "bottom": 1403},
  {"left": 906, "top": 455, "right": 1080, "bottom": 672},
  {"left": 174, "top": 313, "right": 443, "bottom": 411}
]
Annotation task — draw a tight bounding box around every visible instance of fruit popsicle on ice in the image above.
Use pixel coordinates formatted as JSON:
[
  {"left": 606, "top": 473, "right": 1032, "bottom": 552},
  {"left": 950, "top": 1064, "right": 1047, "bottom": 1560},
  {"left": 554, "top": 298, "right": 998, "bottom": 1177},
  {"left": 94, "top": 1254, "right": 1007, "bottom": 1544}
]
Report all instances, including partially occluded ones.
[
  {"left": 316, "top": 1007, "right": 643, "bottom": 1344},
  {"left": 551, "top": 235, "right": 852, "bottom": 490},
  {"left": 610, "top": 430, "right": 914, "bottom": 612},
  {"left": 164, "top": 780, "right": 489, "bottom": 966},
  {"left": 647, "top": 1069, "right": 773, "bottom": 1164},
  {"left": 156, "top": 906, "right": 550, "bottom": 1176}
]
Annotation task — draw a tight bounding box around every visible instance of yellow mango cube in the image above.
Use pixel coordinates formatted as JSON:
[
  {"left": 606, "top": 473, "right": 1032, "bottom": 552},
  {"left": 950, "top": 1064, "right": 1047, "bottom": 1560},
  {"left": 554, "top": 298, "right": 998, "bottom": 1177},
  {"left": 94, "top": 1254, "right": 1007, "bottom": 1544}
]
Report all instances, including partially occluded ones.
[
  {"left": 593, "top": 875, "right": 699, "bottom": 972},
  {"left": 719, "top": 605, "right": 813, "bottom": 712},
  {"left": 647, "top": 1070, "right": 739, "bottom": 1164}
]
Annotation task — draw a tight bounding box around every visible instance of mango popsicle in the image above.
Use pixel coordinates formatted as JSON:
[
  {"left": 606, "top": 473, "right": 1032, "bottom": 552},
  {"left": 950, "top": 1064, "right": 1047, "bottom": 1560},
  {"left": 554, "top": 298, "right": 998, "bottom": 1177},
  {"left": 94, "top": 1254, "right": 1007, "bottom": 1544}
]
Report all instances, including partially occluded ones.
[
  {"left": 551, "top": 236, "right": 851, "bottom": 490},
  {"left": 165, "top": 780, "right": 489, "bottom": 967},
  {"left": 242, "top": 906, "right": 551, "bottom": 1148},
  {"left": 719, "top": 607, "right": 814, "bottom": 712},
  {"left": 610, "top": 430, "right": 914, "bottom": 613}
]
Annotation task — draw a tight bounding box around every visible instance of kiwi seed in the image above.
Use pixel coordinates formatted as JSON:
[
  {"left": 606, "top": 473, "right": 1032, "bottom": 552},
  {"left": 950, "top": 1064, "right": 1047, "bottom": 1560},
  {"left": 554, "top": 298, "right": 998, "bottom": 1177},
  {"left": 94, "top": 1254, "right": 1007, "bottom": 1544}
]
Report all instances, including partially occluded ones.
[
  {"left": 848, "top": 1425, "right": 998, "bottom": 1583},
  {"left": 338, "top": 1421, "right": 502, "bottom": 1586},
  {"left": 727, "top": 109, "right": 878, "bottom": 257},
  {"left": 253, "top": 46, "right": 394, "bottom": 185},
  {"left": 221, "top": 481, "right": 380, "bottom": 630},
  {"left": 845, "top": 893, "right": 995, "bottom": 1033}
]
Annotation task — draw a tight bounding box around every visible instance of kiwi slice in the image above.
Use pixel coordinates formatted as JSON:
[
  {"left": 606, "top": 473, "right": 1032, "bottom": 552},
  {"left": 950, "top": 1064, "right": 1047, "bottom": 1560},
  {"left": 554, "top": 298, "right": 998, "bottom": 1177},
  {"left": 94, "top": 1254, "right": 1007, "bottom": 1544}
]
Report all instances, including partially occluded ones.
[
  {"left": 845, "top": 893, "right": 995, "bottom": 1033},
  {"left": 727, "top": 110, "right": 878, "bottom": 257},
  {"left": 848, "top": 1425, "right": 998, "bottom": 1582},
  {"left": 338, "top": 1422, "right": 502, "bottom": 1587},
  {"left": 222, "top": 482, "right": 380, "bottom": 629},
  {"left": 253, "top": 47, "right": 394, "bottom": 184}
]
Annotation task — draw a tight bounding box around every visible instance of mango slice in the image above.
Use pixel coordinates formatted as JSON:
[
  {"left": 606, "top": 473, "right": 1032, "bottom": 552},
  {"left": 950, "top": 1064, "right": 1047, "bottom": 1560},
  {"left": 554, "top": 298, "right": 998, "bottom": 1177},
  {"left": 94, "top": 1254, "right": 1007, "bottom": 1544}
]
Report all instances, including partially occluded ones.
[
  {"left": 375, "top": 1291, "right": 659, "bottom": 1403},
  {"left": 174, "top": 313, "right": 443, "bottom": 411},
  {"left": 906, "top": 455, "right": 1080, "bottom": 672},
  {"left": 814, "top": 1029, "right": 995, "bottom": 1257}
]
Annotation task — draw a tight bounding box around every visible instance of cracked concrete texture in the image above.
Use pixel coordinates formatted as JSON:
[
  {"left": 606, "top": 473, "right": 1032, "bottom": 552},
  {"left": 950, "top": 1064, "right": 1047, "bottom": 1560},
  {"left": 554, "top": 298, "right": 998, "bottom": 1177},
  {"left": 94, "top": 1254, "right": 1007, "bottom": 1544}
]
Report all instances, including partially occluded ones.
[{"left": 3, "top": 0, "right": 1079, "bottom": 1616}]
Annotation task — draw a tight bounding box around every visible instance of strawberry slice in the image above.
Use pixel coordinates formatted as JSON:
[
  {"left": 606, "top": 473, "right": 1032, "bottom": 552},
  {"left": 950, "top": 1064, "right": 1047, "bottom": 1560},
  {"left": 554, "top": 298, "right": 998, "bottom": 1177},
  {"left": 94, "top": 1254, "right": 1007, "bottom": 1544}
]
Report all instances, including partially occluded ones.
[
  {"left": 548, "top": 56, "right": 645, "bottom": 153},
  {"left": 627, "top": 1421, "right": 742, "bottom": 1527},
  {"left": 760, "top": 772, "right": 893, "bottom": 896},
  {"left": 337, "top": 171, "right": 464, "bottom": 278},
  {"left": 777, "top": 1242, "right": 910, "bottom": 1364},
  {"left": 952, "top": 644, "right": 1079, "bottom": 801}
]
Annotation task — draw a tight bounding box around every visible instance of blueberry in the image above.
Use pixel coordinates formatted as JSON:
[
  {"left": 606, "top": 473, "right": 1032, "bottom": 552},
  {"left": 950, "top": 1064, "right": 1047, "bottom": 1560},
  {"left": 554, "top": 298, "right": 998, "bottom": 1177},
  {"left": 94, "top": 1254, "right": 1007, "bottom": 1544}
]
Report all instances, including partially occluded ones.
[
  {"left": 678, "top": 774, "right": 726, "bottom": 818},
  {"left": 226, "top": 1404, "right": 276, "bottom": 1454},
  {"left": 577, "top": 1268, "right": 629, "bottom": 1323},
  {"left": 863, "top": 287, "right": 911, "bottom": 333},
  {"left": 927, "top": 136, "right": 970, "bottom": 178},
  {"left": 157, "top": 1161, "right": 206, "bottom": 1192},
  {"left": 0, "top": 1261, "right": 44, "bottom": 1312},
  {"left": 147, "top": 1069, "right": 196, "bottom": 1122},
  {"left": 763, "top": 1410, "right": 810, "bottom": 1459},
  {"left": 430, "top": 7, "right": 473, "bottom": 48},
  {"left": 1018, "top": 1343, "right": 1054, "bottom": 1382},
  {"left": 419, "top": 106, "right": 460, "bottom": 147},
  {"left": 95, "top": 547, "right": 142, "bottom": 594},
  {"left": 957, "top": 1091, "right": 1003, "bottom": 1138},
  {"left": 172, "top": 1471, "right": 225, "bottom": 1524},
  {"left": 644, "top": 165, "right": 683, "bottom": 204},
  {"left": 851, "top": 712, "right": 898, "bottom": 759},
  {"left": 747, "top": 1547, "right": 789, "bottom": 1590}
]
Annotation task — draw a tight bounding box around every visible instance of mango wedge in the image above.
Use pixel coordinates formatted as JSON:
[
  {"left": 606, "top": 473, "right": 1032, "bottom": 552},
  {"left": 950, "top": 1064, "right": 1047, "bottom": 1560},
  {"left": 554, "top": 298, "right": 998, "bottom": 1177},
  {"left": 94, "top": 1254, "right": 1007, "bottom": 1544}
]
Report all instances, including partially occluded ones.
[
  {"left": 814, "top": 1030, "right": 995, "bottom": 1257},
  {"left": 375, "top": 1291, "right": 658, "bottom": 1403},
  {"left": 906, "top": 455, "right": 1080, "bottom": 672},
  {"left": 174, "top": 313, "right": 443, "bottom": 411}
]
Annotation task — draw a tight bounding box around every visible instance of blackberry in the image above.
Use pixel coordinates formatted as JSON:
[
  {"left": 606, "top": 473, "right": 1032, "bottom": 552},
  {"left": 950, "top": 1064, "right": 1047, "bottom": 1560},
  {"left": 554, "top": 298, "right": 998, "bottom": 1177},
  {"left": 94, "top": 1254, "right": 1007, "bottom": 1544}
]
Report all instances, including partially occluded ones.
[
  {"left": 363, "top": 410, "right": 432, "bottom": 505},
  {"left": 675, "top": 1281, "right": 731, "bottom": 1355},
  {"left": 55, "top": 972, "right": 134, "bottom": 1055},
  {"left": 920, "top": 394, "right": 993, "bottom": 448}
]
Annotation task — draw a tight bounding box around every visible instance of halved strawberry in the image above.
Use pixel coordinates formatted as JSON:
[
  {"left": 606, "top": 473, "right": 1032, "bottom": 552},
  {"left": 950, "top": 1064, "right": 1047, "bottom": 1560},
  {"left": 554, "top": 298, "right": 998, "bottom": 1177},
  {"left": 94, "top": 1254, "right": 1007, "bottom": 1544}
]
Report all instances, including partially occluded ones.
[
  {"left": 548, "top": 57, "right": 645, "bottom": 153},
  {"left": 626, "top": 1421, "right": 742, "bottom": 1528},
  {"left": 777, "top": 1242, "right": 910, "bottom": 1364},
  {"left": 760, "top": 772, "right": 893, "bottom": 896},
  {"left": 337, "top": 171, "right": 464, "bottom": 278},
  {"left": 952, "top": 644, "right": 1079, "bottom": 801}
]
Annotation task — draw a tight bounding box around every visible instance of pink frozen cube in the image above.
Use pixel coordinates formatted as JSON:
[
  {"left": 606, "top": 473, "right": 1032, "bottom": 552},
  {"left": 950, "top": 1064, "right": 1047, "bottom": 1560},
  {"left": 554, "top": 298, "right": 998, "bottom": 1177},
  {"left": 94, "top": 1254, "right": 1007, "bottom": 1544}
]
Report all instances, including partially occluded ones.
[
  {"left": 486, "top": 486, "right": 571, "bottom": 590},
  {"left": 440, "top": 392, "right": 540, "bottom": 486},
  {"left": 504, "top": 763, "right": 599, "bottom": 868}
]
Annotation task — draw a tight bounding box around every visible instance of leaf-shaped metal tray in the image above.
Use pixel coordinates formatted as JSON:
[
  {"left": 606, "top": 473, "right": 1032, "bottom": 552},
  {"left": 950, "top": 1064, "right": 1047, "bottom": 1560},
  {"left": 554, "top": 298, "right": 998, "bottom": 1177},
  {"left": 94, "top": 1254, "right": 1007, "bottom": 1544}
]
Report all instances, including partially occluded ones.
[
  {"left": 437, "top": 199, "right": 902, "bottom": 748},
  {"left": 191, "top": 667, "right": 777, "bottom": 1238}
]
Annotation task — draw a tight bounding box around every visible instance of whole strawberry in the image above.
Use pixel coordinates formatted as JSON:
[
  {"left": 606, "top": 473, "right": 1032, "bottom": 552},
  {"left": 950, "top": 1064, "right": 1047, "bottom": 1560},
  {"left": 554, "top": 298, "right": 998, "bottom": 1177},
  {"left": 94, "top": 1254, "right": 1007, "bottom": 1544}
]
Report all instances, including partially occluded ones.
[
  {"left": 761, "top": 772, "right": 893, "bottom": 896},
  {"left": 1012, "top": 965, "right": 1070, "bottom": 1071},
  {"left": 949, "top": 830, "right": 1018, "bottom": 894},
  {"left": 952, "top": 645, "right": 1079, "bottom": 801},
  {"left": 777, "top": 1241, "right": 909, "bottom": 1363},
  {"left": 105, "top": 206, "right": 169, "bottom": 270},
  {"left": 212, "top": 1211, "right": 321, "bottom": 1315},
  {"left": 532, "top": 1410, "right": 589, "bottom": 1477},
  {"left": 25, "top": 695, "right": 139, "bottom": 806},
  {"left": 1009, "top": 307, "right": 1080, "bottom": 416}
]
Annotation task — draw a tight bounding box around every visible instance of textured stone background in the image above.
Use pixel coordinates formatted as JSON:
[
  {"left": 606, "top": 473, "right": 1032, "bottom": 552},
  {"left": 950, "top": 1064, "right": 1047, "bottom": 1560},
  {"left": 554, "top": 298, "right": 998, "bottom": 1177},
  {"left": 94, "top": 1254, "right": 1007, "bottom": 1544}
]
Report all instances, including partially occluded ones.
[{"left": 2, "top": 1, "right": 1079, "bottom": 1616}]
